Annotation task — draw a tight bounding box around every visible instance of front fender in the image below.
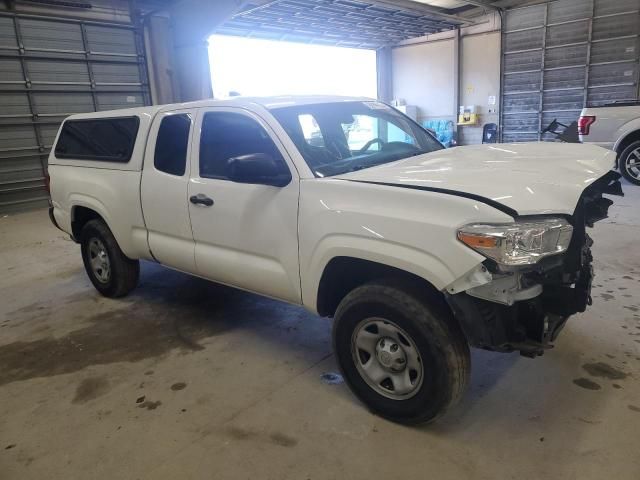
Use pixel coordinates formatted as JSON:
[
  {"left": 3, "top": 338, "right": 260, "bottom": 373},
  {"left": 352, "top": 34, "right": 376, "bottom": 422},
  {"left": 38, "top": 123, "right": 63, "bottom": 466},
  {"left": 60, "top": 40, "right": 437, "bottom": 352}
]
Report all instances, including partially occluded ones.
[
  {"left": 298, "top": 177, "right": 512, "bottom": 313},
  {"left": 301, "top": 234, "right": 480, "bottom": 313}
]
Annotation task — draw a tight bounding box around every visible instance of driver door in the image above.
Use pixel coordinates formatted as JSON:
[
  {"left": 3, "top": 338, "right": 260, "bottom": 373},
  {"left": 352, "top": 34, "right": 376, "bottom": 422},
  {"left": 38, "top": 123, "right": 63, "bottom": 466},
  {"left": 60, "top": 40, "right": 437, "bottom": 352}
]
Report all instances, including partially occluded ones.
[{"left": 188, "top": 107, "right": 302, "bottom": 304}]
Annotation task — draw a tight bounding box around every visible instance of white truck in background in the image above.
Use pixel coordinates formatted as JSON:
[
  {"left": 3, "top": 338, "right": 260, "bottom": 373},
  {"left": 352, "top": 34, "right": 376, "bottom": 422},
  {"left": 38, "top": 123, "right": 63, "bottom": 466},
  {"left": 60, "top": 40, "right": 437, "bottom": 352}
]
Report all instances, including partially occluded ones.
[
  {"left": 48, "top": 96, "right": 622, "bottom": 424},
  {"left": 579, "top": 102, "right": 640, "bottom": 185}
]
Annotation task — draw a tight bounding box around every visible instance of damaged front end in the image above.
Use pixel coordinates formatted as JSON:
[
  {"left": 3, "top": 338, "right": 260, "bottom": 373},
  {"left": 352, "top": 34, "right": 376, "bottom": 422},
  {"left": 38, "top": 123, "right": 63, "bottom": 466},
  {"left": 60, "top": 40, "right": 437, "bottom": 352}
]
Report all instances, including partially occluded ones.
[{"left": 446, "top": 171, "right": 623, "bottom": 357}]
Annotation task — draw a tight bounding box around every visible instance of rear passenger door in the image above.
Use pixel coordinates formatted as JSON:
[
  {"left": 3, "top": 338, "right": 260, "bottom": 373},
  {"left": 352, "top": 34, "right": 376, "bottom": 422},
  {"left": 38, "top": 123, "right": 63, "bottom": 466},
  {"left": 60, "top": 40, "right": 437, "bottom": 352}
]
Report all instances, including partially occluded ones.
[{"left": 140, "top": 109, "right": 197, "bottom": 273}]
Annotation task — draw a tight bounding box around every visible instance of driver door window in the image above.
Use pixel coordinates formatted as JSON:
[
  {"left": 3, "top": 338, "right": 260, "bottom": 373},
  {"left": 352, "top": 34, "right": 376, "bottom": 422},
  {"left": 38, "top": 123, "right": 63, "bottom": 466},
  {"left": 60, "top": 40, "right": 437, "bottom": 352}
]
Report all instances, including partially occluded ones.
[{"left": 199, "top": 112, "right": 286, "bottom": 179}]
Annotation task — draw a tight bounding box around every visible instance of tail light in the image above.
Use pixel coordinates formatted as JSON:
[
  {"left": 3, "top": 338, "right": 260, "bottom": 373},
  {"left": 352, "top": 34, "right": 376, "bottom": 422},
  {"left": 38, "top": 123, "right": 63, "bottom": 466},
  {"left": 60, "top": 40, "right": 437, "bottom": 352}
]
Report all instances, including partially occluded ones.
[
  {"left": 578, "top": 115, "right": 596, "bottom": 135},
  {"left": 44, "top": 172, "right": 51, "bottom": 195}
]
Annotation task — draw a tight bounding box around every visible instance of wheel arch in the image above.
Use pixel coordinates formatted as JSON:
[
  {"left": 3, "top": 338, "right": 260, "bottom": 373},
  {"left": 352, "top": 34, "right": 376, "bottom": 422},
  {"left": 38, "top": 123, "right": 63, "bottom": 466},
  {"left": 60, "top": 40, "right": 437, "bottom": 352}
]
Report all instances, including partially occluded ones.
[
  {"left": 71, "top": 204, "right": 106, "bottom": 241},
  {"left": 615, "top": 128, "right": 640, "bottom": 164},
  {"left": 315, "top": 256, "right": 449, "bottom": 318}
]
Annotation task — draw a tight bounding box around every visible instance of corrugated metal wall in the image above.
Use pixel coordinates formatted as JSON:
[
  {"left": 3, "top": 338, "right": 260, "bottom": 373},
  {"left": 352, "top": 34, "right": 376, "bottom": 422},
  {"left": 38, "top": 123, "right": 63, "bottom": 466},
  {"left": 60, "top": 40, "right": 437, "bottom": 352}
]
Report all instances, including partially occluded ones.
[
  {"left": 501, "top": 0, "right": 640, "bottom": 142},
  {"left": 0, "top": 11, "right": 150, "bottom": 214}
]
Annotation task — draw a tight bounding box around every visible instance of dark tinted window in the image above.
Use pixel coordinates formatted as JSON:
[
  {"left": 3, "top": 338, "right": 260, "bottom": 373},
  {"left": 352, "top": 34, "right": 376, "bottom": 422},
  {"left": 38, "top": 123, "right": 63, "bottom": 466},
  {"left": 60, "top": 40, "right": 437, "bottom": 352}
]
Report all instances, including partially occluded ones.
[
  {"left": 199, "top": 112, "right": 285, "bottom": 179},
  {"left": 154, "top": 114, "right": 191, "bottom": 176},
  {"left": 54, "top": 117, "right": 139, "bottom": 162}
]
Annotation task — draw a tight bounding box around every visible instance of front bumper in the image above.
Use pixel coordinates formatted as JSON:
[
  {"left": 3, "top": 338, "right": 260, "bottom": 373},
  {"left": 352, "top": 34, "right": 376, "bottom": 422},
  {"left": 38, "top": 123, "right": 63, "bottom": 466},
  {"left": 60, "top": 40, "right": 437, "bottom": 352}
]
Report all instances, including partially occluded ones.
[
  {"left": 446, "top": 290, "right": 571, "bottom": 357},
  {"left": 446, "top": 170, "right": 623, "bottom": 357}
]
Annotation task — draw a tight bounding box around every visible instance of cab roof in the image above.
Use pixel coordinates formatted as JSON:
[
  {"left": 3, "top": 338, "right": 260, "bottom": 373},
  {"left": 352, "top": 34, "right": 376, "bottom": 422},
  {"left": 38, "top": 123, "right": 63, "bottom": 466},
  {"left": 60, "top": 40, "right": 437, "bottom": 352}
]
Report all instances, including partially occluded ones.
[{"left": 64, "top": 95, "right": 374, "bottom": 121}]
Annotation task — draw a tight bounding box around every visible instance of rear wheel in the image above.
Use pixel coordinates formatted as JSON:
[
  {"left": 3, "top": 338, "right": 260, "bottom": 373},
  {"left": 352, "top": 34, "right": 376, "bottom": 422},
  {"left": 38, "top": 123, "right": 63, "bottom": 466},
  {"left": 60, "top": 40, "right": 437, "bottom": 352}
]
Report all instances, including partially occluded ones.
[
  {"left": 80, "top": 219, "right": 139, "bottom": 297},
  {"left": 619, "top": 140, "right": 640, "bottom": 185},
  {"left": 332, "top": 280, "right": 470, "bottom": 424}
]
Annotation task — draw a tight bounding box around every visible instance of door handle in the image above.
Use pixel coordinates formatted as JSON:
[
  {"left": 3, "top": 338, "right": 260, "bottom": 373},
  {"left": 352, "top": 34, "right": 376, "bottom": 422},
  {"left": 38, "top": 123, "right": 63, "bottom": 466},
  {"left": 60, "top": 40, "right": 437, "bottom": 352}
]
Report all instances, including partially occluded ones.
[{"left": 190, "top": 194, "right": 214, "bottom": 206}]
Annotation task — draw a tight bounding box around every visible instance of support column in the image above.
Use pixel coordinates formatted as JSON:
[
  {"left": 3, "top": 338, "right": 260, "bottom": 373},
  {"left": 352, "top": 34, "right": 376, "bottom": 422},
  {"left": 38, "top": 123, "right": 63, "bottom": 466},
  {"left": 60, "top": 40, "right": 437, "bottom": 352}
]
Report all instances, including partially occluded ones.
[
  {"left": 376, "top": 46, "right": 393, "bottom": 102},
  {"left": 168, "top": 0, "right": 244, "bottom": 102},
  {"left": 146, "top": 14, "right": 178, "bottom": 104},
  {"left": 172, "top": 40, "right": 212, "bottom": 102},
  {"left": 453, "top": 27, "right": 460, "bottom": 140}
]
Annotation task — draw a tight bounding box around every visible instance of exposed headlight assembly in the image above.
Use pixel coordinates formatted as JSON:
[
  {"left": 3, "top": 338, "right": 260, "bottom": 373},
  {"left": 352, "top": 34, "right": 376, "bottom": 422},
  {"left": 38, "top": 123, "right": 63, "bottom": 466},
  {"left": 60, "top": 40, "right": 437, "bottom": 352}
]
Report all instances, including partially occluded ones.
[{"left": 457, "top": 218, "right": 573, "bottom": 266}]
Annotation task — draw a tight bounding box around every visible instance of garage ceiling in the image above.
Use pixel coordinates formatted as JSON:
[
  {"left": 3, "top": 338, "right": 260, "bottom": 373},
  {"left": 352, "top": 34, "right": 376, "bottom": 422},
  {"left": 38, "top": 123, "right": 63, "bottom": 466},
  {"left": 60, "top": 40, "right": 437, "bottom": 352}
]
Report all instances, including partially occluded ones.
[{"left": 216, "top": 0, "right": 504, "bottom": 49}]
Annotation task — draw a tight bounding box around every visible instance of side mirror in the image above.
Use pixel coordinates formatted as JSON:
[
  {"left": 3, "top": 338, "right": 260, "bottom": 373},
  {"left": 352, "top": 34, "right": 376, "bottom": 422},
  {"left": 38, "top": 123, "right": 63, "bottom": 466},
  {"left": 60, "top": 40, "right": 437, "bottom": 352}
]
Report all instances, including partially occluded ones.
[{"left": 226, "top": 153, "right": 291, "bottom": 187}]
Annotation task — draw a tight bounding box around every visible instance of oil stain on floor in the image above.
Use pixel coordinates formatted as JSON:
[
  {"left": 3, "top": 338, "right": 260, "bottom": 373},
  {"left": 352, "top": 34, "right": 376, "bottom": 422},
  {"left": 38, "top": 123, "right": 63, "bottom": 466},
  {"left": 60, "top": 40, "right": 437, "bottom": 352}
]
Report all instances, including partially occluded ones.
[
  {"left": 0, "top": 304, "right": 221, "bottom": 387},
  {"left": 573, "top": 377, "right": 601, "bottom": 390},
  {"left": 0, "top": 269, "right": 303, "bottom": 388},
  {"left": 224, "top": 426, "right": 298, "bottom": 448},
  {"left": 138, "top": 400, "right": 162, "bottom": 410},
  {"left": 582, "top": 362, "right": 627, "bottom": 380},
  {"left": 72, "top": 376, "right": 110, "bottom": 404}
]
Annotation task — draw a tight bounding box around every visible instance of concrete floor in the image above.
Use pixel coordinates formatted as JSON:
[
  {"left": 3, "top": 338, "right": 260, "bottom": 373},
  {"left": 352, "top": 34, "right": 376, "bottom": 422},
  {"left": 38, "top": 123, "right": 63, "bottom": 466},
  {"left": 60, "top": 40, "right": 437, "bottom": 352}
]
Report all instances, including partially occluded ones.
[{"left": 1, "top": 183, "right": 640, "bottom": 480}]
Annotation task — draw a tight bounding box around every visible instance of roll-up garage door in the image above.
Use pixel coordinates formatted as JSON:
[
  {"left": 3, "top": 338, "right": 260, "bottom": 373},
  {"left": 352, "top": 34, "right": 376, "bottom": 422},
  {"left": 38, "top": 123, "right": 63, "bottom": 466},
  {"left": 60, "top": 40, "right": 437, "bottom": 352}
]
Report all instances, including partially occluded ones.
[
  {"left": 0, "top": 11, "right": 150, "bottom": 214},
  {"left": 501, "top": 0, "right": 640, "bottom": 142}
]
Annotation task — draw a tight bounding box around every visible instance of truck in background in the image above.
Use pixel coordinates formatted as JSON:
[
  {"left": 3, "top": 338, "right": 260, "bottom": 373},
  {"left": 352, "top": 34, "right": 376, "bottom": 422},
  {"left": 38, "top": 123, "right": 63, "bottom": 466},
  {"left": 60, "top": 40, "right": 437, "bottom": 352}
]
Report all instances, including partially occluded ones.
[{"left": 579, "top": 102, "right": 640, "bottom": 185}]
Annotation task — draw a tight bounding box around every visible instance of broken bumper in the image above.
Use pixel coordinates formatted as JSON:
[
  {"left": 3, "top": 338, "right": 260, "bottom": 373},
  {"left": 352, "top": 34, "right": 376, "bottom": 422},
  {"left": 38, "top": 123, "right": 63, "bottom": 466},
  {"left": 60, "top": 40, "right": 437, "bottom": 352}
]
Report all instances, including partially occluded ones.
[{"left": 446, "top": 170, "right": 623, "bottom": 357}]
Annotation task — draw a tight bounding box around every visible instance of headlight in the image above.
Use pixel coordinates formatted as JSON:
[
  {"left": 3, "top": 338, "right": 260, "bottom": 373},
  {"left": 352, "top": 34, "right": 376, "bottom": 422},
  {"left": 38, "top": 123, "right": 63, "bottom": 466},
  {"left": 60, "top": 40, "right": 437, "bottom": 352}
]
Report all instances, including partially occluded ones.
[{"left": 457, "top": 218, "right": 573, "bottom": 266}]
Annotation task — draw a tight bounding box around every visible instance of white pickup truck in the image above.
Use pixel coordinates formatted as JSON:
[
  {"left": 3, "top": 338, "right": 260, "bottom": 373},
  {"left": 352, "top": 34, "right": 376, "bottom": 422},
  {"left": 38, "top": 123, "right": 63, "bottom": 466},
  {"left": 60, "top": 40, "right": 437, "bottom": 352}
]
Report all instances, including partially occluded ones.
[
  {"left": 49, "top": 96, "right": 622, "bottom": 424},
  {"left": 579, "top": 102, "right": 640, "bottom": 185}
]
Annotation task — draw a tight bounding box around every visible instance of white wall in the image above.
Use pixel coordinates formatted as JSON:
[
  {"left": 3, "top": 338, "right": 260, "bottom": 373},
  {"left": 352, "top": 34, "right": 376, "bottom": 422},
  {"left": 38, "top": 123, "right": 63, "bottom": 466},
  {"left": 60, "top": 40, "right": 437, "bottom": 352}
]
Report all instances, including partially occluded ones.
[
  {"left": 459, "top": 31, "right": 501, "bottom": 145},
  {"left": 390, "top": 13, "right": 501, "bottom": 145},
  {"left": 391, "top": 39, "right": 456, "bottom": 124}
]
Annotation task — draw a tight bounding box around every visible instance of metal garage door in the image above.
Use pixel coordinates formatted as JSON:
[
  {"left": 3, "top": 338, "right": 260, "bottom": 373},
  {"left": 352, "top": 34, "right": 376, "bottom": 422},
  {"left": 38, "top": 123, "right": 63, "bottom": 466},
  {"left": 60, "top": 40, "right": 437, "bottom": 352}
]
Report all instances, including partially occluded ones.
[
  {"left": 0, "top": 11, "right": 150, "bottom": 214},
  {"left": 500, "top": 0, "right": 640, "bottom": 142}
]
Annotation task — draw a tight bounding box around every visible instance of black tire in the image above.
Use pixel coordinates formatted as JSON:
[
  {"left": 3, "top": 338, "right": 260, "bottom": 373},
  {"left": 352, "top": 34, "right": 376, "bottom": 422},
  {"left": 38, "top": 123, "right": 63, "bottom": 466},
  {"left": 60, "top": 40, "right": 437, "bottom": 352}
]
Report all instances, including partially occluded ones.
[
  {"left": 80, "top": 219, "right": 139, "bottom": 298},
  {"left": 619, "top": 140, "right": 640, "bottom": 185},
  {"left": 332, "top": 280, "right": 470, "bottom": 424}
]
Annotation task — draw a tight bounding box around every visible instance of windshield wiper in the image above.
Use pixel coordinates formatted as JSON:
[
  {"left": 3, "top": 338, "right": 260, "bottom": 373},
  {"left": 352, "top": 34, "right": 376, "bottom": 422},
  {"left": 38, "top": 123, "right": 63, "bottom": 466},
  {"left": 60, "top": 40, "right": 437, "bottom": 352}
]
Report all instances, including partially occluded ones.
[
  {"left": 351, "top": 164, "right": 371, "bottom": 171},
  {"left": 407, "top": 150, "right": 429, "bottom": 157},
  {"left": 349, "top": 151, "right": 429, "bottom": 172},
  {"left": 348, "top": 161, "right": 386, "bottom": 172}
]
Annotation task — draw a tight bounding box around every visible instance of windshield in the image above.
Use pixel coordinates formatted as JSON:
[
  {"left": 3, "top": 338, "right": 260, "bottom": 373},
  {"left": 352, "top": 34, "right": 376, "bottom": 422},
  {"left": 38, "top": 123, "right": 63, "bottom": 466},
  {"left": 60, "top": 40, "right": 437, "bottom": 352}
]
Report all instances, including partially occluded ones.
[{"left": 270, "top": 101, "right": 443, "bottom": 177}]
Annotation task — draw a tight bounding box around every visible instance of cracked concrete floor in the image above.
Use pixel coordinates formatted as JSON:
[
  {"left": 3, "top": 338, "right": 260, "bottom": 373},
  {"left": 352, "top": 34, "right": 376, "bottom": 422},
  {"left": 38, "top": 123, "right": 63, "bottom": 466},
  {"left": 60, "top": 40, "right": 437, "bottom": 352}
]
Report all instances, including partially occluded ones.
[{"left": 1, "top": 182, "right": 640, "bottom": 480}]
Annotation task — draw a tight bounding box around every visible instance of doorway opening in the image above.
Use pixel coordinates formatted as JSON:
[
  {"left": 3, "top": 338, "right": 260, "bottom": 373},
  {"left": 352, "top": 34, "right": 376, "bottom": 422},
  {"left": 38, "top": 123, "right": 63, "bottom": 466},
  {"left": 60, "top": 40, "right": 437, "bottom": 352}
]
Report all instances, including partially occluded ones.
[{"left": 208, "top": 35, "right": 377, "bottom": 99}]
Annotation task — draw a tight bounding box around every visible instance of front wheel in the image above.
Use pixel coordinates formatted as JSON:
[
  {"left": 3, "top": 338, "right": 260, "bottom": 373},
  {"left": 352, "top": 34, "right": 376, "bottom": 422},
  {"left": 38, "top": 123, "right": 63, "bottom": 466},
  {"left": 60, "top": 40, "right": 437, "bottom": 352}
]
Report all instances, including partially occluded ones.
[
  {"left": 80, "top": 219, "right": 139, "bottom": 297},
  {"left": 619, "top": 140, "right": 640, "bottom": 185},
  {"left": 332, "top": 281, "right": 470, "bottom": 424}
]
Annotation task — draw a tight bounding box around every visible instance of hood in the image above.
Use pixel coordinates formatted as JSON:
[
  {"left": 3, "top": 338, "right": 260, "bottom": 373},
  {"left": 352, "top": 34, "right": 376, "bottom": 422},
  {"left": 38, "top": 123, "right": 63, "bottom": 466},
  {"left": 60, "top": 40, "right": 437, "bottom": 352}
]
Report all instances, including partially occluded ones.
[{"left": 336, "top": 142, "right": 616, "bottom": 216}]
